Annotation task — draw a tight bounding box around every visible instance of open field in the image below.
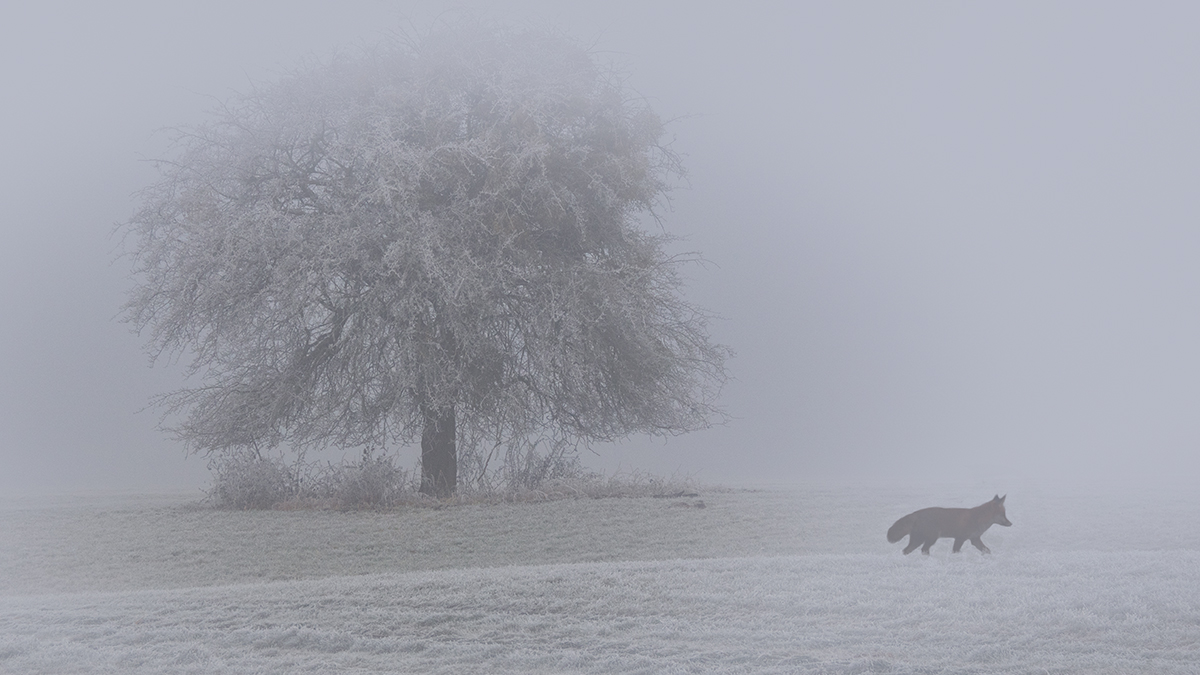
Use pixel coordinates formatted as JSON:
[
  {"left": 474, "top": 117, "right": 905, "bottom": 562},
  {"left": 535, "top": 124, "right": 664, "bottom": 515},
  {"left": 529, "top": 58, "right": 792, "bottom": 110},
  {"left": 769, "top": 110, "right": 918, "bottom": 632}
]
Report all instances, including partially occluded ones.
[{"left": 2, "top": 484, "right": 1198, "bottom": 673}]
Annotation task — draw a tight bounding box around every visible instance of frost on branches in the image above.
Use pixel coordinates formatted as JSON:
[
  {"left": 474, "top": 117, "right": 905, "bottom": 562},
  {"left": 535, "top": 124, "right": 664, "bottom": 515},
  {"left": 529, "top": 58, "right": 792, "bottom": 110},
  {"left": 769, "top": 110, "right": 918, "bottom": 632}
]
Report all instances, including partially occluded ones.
[{"left": 122, "top": 23, "right": 729, "bottom": 497}]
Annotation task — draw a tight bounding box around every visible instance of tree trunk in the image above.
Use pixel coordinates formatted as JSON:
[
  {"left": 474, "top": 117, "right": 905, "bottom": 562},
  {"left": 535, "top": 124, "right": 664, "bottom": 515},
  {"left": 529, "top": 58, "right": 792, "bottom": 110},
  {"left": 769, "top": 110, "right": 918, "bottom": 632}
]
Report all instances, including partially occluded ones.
[{"left": 419, "top": 406, "right": 456, "bottom": 497}]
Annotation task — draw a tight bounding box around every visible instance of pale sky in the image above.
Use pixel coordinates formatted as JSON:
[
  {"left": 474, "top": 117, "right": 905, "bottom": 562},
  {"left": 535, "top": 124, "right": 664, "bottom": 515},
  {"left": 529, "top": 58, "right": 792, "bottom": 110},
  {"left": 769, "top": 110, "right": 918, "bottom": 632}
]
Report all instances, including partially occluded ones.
[{"left": 3, "top": 1, "right": 1199, "bottom": 494}]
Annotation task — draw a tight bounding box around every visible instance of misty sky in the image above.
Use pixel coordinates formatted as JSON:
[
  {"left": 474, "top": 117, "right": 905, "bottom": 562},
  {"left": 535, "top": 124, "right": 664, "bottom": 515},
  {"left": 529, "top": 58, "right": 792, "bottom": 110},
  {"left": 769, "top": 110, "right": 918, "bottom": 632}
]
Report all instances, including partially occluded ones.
[{"left": 3, "top": 2, "right": 1199, "bottom": 495}]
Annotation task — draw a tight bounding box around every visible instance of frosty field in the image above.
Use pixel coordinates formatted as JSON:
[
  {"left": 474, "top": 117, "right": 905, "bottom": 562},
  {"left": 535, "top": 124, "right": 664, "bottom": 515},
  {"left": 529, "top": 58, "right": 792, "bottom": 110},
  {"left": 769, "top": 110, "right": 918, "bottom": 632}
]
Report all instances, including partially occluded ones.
[{"left": 2, "top": 484, "right": 1198, "bottom": 673}]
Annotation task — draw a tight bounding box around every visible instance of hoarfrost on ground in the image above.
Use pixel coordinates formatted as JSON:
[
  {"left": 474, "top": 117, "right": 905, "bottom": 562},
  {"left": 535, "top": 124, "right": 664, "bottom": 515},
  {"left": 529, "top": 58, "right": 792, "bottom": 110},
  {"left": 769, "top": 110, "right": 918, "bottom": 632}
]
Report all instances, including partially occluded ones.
[{"left": 1, "top": 485, "right": 1197, "bottom": 673}]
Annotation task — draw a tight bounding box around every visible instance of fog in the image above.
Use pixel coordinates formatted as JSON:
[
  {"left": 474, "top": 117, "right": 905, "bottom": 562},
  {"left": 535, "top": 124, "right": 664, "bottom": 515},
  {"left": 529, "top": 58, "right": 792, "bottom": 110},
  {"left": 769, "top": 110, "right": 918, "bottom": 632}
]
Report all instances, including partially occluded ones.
[{"left": 3, "top": 1, "right": 1198, "bottom": 496}]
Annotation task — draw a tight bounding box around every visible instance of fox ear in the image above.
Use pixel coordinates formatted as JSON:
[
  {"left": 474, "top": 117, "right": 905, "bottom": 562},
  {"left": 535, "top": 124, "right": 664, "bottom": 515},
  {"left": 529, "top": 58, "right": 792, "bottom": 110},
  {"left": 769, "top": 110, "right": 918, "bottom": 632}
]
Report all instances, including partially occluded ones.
[{"left": 999, "top": 494, "right": 1006, "bottom": 502}]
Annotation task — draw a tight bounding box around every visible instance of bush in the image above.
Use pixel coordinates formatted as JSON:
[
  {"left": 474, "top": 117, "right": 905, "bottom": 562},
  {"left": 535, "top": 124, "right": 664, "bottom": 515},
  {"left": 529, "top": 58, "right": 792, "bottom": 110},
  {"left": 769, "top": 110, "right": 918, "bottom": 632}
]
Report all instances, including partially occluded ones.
[
  {"left": 207, "top": 452, "right": 299, "bottom": 509},
  {"left": 204, "top": 446, "right": 701, "bottom": 509},
  {"left": 500, "top": 441, "right": 592, "bottom": 492},
  {"left": 310, "top": 456, "right": 416, "bottom": 509}
]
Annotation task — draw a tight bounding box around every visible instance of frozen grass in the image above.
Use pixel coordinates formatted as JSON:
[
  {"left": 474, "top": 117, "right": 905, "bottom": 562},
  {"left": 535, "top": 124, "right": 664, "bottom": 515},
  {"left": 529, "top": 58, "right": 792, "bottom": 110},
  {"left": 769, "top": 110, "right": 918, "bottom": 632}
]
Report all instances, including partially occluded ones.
[{"left": 1, "top": 484, "right": 1198, "bottom": 673}]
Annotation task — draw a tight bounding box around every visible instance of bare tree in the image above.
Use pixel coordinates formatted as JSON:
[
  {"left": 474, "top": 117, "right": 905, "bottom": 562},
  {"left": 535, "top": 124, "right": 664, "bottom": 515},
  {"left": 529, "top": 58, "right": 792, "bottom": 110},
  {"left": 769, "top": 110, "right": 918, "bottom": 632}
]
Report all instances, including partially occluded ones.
[{"left": 122, "top": 23, "right": 729, "bottom": 497}]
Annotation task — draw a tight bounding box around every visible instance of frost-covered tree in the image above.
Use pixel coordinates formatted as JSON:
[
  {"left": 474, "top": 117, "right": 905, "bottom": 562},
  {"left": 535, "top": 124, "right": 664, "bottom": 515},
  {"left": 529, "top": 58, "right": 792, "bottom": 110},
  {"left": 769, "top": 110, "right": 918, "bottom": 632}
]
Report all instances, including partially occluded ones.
[{"left": 122, "top": 23, "right": 729, "bottom": 497}]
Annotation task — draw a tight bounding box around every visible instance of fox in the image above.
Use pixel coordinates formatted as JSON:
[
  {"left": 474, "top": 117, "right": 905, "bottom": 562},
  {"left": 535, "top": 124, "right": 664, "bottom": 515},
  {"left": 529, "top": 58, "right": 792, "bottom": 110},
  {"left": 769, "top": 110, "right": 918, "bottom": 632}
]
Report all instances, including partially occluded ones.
[{"left": 887, "top": 494, "right": 1012, "bottom": 555}]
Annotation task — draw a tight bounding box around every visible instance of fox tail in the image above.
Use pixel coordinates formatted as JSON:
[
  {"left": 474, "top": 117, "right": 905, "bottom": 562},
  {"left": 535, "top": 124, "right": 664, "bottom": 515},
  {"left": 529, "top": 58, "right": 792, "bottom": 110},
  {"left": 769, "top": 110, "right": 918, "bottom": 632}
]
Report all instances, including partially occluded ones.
[{"left": 887, "top": 512, "right": 915, "bottom": 543}]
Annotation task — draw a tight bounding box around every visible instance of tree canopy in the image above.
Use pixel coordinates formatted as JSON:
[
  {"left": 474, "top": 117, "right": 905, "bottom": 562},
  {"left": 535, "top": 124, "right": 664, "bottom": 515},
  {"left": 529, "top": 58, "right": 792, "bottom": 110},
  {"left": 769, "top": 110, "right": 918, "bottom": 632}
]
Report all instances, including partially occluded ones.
[{"left": 123, "top": 23, "right": 729, "bottom": 496}]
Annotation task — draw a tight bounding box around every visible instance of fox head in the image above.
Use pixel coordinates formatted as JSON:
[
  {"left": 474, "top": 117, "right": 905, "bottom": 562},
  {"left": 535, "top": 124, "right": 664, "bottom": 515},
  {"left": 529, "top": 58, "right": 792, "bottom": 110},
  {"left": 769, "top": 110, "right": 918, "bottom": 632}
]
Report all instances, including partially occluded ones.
[{"left": 991, "top": 494, "right": 1012, "bottom": 527}]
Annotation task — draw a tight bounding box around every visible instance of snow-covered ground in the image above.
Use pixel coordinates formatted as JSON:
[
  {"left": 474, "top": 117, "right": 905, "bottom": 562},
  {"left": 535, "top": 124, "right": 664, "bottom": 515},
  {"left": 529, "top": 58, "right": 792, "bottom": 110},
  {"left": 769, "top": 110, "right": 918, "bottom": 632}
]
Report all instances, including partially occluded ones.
[{"left": 2, "top": 484, "right": 1198, "bottom": 673}]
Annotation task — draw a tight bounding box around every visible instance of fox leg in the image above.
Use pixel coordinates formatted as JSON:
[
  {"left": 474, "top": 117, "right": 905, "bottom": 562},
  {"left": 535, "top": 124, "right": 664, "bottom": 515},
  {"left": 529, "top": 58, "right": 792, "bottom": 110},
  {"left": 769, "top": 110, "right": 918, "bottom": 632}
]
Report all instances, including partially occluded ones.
[
  {"left": 952, "top": 538, "right": 966, "bottom": 553},
  {"left": 920, "top": 535, "right": 935, "bottom": 555},
  {"left": 902, "top": 536, "right": 921, "bottom": 555},
  {"left": 969, "top": 537, "right": 991, "bottom": 554}
]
